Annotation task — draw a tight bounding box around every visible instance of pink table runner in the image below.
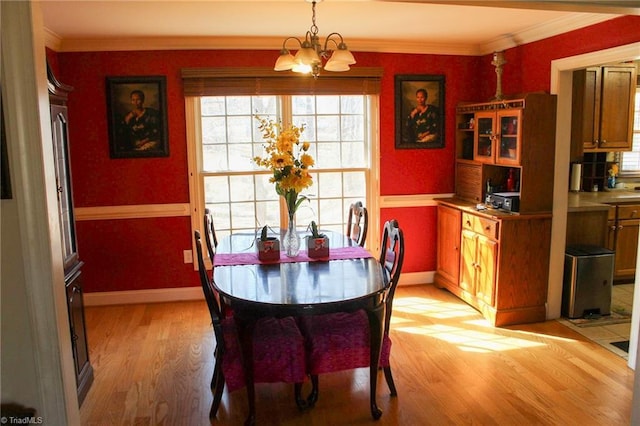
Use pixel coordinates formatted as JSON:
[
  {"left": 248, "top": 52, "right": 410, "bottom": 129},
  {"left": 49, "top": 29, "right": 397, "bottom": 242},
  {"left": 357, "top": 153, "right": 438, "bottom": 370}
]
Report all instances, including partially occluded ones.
[{"left": 214, "top": 246, "right": 373, "bottom": 267}]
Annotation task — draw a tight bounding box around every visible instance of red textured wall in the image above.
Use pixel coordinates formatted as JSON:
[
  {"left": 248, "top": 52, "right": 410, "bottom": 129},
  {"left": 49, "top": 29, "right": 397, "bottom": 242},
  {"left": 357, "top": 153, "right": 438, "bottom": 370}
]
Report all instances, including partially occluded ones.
[
  {"left": 477, "top": 15, "right": 640, "bottom": 100},
  {"left": 57, "top": 49, "right": 479, "bottom": 289},
  {"left": 54, "top": 16, "right": 640, "bottom": 291}
]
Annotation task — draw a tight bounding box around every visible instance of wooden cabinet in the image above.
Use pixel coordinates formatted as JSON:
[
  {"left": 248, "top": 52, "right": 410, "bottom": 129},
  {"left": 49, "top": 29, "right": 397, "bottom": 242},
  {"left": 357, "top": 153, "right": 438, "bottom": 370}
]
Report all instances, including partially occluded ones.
[
  {"left": 571, "top": 64, "right": 637, "bottom": 157},
  {"left": 440, "top": 93, "right": 557, "bottom": 326},
  {"left": 460, "top": 213, "right": 497, "bottom": 306},
  {"left": 606, "top": 204, "right": 640, "bottom": 282},
  {"left": 48, "top": 65, "right": 93, "bottom": 404},
  {"left": 65, "top": 261, "right": 93, "bottom": 400},
  {"left": 566, "top": 208, "right": 610, "bottom": 247},
  {"left": 434, "top": 202, "right": 551, "bottom": 326},
  {"left": 436, "top": 205, "right": 461, "bottom": 285},
  {"left": 455, "top": 93, "right": 557, "bottom": 214}
]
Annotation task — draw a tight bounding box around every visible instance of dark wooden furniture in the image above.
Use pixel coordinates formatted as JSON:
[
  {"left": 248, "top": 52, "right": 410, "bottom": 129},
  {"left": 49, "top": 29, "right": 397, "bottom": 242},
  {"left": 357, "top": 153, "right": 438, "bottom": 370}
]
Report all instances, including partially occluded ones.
[
  {"left": 193, "top": 231, "right": 307, "bottom": 420},
  {"left": 212, "top": 231, "right": 387, "bottom": 425},
  {"left": 203, "top": 208, "right": 218, "bottom": 261},
  {"left": 570, "top": 64, "right": 637, "bottom": 160},
  {"left": 299, "top": 219, "right": 404, "bottom": 404},
  {"left": 437, "top": 93, "right": 557, "bottom": 326},
  {"left": 48, "top": 65, "right": 93, "bottom": 404},
  {"left": 346, "top": 201, "right": 368, "bottom": 246}
]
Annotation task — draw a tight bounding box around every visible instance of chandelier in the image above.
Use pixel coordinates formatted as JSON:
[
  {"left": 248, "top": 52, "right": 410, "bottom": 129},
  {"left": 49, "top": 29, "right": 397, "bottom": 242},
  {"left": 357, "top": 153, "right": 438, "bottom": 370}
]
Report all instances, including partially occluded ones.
[{"left": 274, "top": 0, "right": 356, "bottom": 78}]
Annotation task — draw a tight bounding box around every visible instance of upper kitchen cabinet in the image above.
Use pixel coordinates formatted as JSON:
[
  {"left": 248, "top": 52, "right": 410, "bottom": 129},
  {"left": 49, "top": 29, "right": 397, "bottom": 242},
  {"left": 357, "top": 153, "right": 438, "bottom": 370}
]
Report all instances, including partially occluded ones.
[
  {"left": 571, "top": 64, "right": 637, "bottom": 158},
  {"left": 455, "top": 93, "right": 557, "bottom": 213}
]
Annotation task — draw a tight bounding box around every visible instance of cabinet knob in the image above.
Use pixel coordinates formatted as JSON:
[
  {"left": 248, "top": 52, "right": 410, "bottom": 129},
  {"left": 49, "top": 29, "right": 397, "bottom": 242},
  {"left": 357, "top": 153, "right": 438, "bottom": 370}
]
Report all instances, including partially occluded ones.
[
  {"left": 631, "top": 210, "right": 638, "bottom": 217},
  {"left": 619, "top": 224, "right": 624, "bottom": 230}
]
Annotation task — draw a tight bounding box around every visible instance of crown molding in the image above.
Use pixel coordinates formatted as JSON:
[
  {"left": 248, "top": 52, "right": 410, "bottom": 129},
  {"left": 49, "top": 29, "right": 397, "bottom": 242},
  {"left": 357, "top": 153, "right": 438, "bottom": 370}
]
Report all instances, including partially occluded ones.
[
  {"left": 44, "top": 28, "right": 62, "bottom": 51},
  {"left": 480, "top": 13, "right": 616, "bottom": 54},
  {"left": 46, "top": 13, "right": 614, "bottom": 57}
]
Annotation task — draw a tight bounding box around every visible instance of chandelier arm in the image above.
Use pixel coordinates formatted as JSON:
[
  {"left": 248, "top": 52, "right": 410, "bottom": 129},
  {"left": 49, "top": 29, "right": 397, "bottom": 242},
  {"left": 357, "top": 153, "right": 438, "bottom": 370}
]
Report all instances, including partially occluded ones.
[
  {"left": 281, "top": 36, "right": 304, "bottom": 51},
  {"left": 322, "top": 33, "right": 344, "bottom": 53}
]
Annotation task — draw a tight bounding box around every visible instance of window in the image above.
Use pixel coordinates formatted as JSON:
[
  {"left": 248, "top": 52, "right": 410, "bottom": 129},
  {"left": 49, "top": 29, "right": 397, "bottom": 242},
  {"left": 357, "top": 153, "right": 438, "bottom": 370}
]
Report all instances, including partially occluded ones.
[
  {"left": 619, "top": 86, "right": 640, "bottom": 175},
  {"left": 187, "top": 94, "right": 377, "bottom": 252}
]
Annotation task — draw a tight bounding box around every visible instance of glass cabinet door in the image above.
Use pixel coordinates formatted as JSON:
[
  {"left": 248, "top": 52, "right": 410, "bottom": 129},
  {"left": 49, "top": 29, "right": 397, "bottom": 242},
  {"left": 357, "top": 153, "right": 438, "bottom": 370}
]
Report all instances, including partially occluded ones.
[
  {"left": 51, "top": 104, "right": 79, "bottom": 271},
  {"left": 496, "top": 109, "right": 522, "bottom": 165},
  {"left": 474, "top": 112, "right": 495, "bottom": 163}
]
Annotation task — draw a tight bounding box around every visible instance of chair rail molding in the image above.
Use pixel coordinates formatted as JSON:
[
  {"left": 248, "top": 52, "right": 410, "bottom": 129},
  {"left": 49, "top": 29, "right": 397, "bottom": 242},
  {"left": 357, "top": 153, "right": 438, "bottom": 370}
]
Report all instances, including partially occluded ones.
[
  {"left": 379, "top": 193, "right": 454, "bottom": 209},
  {"left": 75, "top": 203, "right": 190, "bottom": 221}
]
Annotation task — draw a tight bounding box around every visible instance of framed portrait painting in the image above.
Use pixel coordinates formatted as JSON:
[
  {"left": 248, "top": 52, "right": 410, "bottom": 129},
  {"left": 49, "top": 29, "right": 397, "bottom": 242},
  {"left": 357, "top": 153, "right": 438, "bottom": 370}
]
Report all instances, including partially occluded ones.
[
  {"left": 395, "top": 74, "right": 445, "bottom": 149},
  {"left": 106, "top": 76, "right": 169, "bottom": 158}
]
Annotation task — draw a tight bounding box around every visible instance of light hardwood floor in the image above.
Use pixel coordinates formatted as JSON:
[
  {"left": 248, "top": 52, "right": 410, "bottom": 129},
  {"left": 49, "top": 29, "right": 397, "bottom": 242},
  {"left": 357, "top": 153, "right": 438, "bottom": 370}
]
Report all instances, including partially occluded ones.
[{"left": 80, "top": 284, "right": 635, "bottom": 425}]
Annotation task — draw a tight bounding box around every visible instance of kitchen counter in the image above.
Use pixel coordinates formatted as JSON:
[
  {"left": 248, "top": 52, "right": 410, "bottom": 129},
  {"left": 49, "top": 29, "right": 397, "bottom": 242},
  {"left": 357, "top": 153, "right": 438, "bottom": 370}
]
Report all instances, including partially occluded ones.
[{"left": 568, "top": 189, "right": 640, "bottom": 212}]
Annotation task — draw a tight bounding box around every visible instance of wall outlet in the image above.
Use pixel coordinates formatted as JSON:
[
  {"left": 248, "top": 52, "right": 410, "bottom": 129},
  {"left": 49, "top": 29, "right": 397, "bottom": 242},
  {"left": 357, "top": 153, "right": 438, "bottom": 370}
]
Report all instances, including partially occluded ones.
[{"left": 183, "top": 250, "right": 193, "bottom": 264}]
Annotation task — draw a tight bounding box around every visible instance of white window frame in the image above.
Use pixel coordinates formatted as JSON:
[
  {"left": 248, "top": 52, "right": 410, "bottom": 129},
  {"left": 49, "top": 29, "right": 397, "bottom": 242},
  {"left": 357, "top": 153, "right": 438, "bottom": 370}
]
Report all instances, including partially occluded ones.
[{"left": 185, "top": 95, "right": 380, "bottom": 269}]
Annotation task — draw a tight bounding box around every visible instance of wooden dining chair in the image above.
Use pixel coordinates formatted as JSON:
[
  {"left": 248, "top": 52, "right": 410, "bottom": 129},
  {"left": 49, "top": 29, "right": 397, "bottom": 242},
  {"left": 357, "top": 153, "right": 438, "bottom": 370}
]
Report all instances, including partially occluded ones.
[
  {"left": 346, "top": 201, "right": 368, "bottom": 247},
  {"left": 194, "top": 230, "right": 308, "bottom": 419},
  {"left": 203, "top": 208, "right": 218, "bottom": 261},
  {"left": 299, "top": 219, "right": 404, "bottom": 405}
]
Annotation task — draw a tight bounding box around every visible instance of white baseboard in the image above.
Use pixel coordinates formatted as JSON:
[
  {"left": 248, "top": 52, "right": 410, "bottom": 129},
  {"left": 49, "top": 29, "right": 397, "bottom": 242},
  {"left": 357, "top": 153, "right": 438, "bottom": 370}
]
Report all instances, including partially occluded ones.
[
  {"left": 83, "top": 271, "right": 434, "bottom": 306},
  {"left": 399, "top": 271, "right": 434, "bottom": 286},
  {"left": 84, "top": 286, "right": 204, "bottom": 306}
]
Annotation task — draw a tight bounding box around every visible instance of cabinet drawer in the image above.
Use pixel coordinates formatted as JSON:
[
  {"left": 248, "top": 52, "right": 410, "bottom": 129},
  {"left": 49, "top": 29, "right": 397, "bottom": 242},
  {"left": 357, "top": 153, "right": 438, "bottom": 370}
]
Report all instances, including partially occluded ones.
[
  {"left": 617, "top": 205, "right": 640, "bottom": 220},
  {"left": 462, "top": 213, "right": 499, "bottom": 240}
]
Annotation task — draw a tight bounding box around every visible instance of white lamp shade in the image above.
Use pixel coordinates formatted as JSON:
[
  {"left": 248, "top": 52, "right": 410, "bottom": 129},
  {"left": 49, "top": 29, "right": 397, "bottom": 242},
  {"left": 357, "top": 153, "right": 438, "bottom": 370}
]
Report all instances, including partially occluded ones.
[
  {"left": 324, "top": 57, "right": 350, "bottom": 72},
  {"left": 274, "top": 52, "right": 296, "bottom": 71},
  {"left": 294, "top": 46, "right": 321, "bottom": 66},
  {"left": 330, "top": 48, "right": 356, "bottom": 65}
]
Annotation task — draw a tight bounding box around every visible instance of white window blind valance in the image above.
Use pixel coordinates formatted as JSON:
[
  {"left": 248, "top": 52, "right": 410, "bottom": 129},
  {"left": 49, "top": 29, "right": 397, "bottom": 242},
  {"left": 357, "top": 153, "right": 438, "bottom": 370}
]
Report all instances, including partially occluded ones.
[{"left": 181, "top": 67, "right": 383, "bottom": 96}]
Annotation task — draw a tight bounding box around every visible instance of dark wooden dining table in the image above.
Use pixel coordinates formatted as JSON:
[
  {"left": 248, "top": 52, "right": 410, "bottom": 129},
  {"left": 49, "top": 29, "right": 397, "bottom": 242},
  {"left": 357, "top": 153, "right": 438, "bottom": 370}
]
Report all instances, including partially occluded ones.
[{"left": 212, "top": 230, "right": 388, "bottom": 425}]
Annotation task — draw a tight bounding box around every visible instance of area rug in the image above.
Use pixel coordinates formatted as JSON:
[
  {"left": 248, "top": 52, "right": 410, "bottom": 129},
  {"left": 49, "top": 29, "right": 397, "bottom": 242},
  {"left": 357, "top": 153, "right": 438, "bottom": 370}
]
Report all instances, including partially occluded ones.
[
  {"left": 565, "top": 308, "right": 631, "bottom": 328},
  {"left": 610, "top": 340, "right": 630, "bottom": 353}
]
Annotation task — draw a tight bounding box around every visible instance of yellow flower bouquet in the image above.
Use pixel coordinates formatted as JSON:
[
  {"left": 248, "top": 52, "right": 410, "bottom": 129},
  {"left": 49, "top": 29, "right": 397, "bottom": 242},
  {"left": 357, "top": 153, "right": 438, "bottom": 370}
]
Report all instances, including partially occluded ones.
[
  {"left": 253, "top": 115, "right": 315, "bottom": 218},
  {"left": 253, "top": 115, "right": 315, "bottom": 256}
]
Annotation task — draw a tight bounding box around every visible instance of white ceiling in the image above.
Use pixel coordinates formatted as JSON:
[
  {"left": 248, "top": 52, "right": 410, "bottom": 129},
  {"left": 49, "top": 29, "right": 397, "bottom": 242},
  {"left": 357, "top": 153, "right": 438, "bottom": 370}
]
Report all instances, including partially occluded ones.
[{"left": 39, "top": 0, "right": 639, "bottom": 56}]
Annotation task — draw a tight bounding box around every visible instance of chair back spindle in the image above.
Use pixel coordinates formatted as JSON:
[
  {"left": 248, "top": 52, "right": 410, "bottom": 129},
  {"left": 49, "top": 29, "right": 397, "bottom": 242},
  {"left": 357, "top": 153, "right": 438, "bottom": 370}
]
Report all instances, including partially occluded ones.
[
  {"left": 346, "top": 201, "right": 368, "bottom": 247},
  {"left": 378, "top": 219, "right": 404, "bottom": 335},
  {"left": 203, "top": 208, "right": 218, "bottom": 261},
  {"left": 194, "top": 231, "right": 224, "bottom": 334}
]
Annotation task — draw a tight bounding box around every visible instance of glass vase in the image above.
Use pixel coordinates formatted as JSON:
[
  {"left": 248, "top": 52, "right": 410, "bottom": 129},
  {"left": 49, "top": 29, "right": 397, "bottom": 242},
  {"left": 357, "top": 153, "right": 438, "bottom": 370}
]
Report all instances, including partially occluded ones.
[
  {"left": 608, "top": 176, "right": 616, "bottom": 189},
  {"left": 283, "top": 213, "right": 300, "bottom": 257}
]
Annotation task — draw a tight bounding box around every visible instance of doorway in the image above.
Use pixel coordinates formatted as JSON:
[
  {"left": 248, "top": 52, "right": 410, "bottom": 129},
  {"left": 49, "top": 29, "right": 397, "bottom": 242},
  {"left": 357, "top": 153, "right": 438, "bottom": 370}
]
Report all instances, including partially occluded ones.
[{"left": 549, "top": 43, "right": 640, "bottom": 371}]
